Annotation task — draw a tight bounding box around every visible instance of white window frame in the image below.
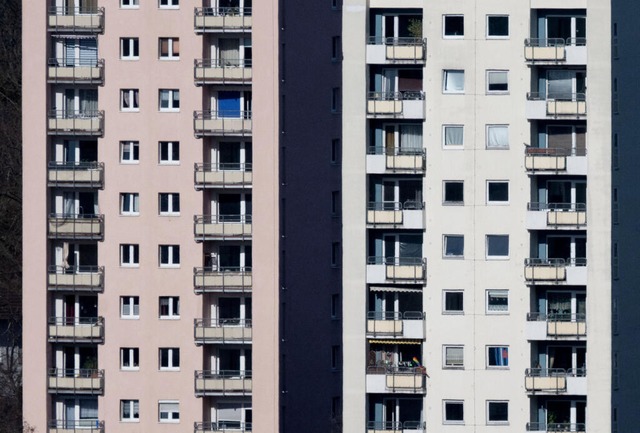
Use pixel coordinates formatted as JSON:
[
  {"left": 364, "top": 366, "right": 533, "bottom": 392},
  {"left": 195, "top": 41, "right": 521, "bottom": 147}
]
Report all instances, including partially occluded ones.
[
  {"left": 120, "top": 89, "right": 140, "bottom": 112},
  {"left": 442, "top": 125, "right": 464, "bottom": 148},
  {"left": 159, "top": 296, "right": 180, "bottom": 319},
  {"left": 158, "top": 401, "right": 180, "bottom": 423},
  {"left": 487, "top": 401, "right": 509, "bottom": 425},
  {"left": 486, "top": 70, "right": 509, "bottom": 94},
  {"left": 120, "top": 0, "right": 139, "bottom": 8},
  {"left": 159, "top": 245, "right": 180, "bottom": 268},
  {"left": 159, "top": 89, "right": 180, "bottom": 112},
  {"left": 120, "top": 38, "right": 139, "bottom": 60},
  {"left": 443, "top": 15, "right": 464, "bottom": 38},
  {"left": 443, "top": 70, "right": 465, "bottom": 93},
  {"left": 159, "top": 348, "right": 180, "bottom": 371},
  {"left": 486, "top": 15, "right": 509, "bottom": 39},
  {"left": 443, "top": 235, "right": 464, "bottom": 259},
  {"left": 486, "top": 345, "right": 509, "bottom": 368},
  {"left": 120, "top": 244, "right": 140, "bottom": 267},
  {"left": 443, "top": 181, "right": 464, "bottom": 204},
  {"left": 120, "top": 141, "right": 139, "bottom": 164},
  {"left": 443, "top": 345, "right": 464, "bottom": 369},
  {"left": 486, "top": 235, "right": 509, "bottom": 260},
  {"left": 159, "top": 0, "right": 179, "bottom": 8},
  {"left": 120, "top": 296, "right": 140, "bottom": 319},
  {"left": 159, "top": 193, "right": 180, "bottom": 215},
  {"left": 159, "top": 141, "right": 180, "bottom": 164},
  {"left": 486, "top": 289, "right": 509, "bottom": 314},
  {"left": 120, "top": 347, "right": 139, "bottom": 371},
  {"left": 486, "top": 181, "right": 509, "bottom": 205},
  {"left": 159, "top": 37, "right": 179, "bottom": 60},
  {"left": 120, "top": 400, "right": 140, "bottom": 422},
  {"left": 120, "top": 193, "right": 140, "bottom": 216},
  {"left": 486, "top": 124, "right": 509, "bottom": 149},
  {"left": 443, "top": 290, "right": 464, "bottom": 314},
  {"left": 443, "top": 400, "right": 464, "bottom": 425}
]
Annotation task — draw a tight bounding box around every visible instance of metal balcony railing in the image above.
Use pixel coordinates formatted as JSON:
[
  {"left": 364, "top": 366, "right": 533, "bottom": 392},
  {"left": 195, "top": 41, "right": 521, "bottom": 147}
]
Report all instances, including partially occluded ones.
[
  {"left": 194, "top": 369, "right": 252, "bottom": 395},
  {"left": 48, "top": 265, "right": 104, "bottom": 291},
  {"left": 368, "top": 256, "right": 426, "bottom": 282},
  {"left": 526, "top": 422, "right": 586, "bottom": 432},
  {"left": 194, "top": 163, "right": 252, "bottom": 188},
  {"left": 367, "top": 420, "right": 426, "bottom": 431},
  {"left": 195, "top": 421, "right": 252, "bottom": 432},
  {"left": 47, "top": 6, "right": 105, "bottom": 32},
  {"left": 528, "top": 202, "right": 587, "bottom": 227},
  {"left": 48, "top": 316, "right": 104, "bottom": 342},
  {"left": 47, "top": 161, "right": 104, "bottom": 188},
  {"left": 194, "top": 317, "right": 252, "bottom": 343},
  {"left": 47, "top": 58, "right": 104, "bottom": 84},
  {"left": 368, "top": 37, "right": 427, "bottom": 62},
  {"left": 48, "top": 368, "right": 104, "bottom": 394},
  {"left": 48, "top": 110, "right": 104, "bottom": 135},
  {"left": 194, "top": 215, "right": 252, "bottom": 240},
  {"left": 527, "top": 312, "right": 587, "bottom": 337},
  {"left": 524, "top": 258, "right": 586, "bottom": 283},
  {"left": 48, "top": 213, "right": 104, "bottom": 240},
  {"left": 367, "top": 201, "right": 424, "bottom": 226},
  {"left": 194, "top": 110, "right": 252, "bottom": 136},
  {"left": 366, "top": 311, "right": 424, "bottom": 337},
  {"left": 524, "top": 38, "right": 586, "bottom": 62},
  {"left": 194, "top": 7, "right": 252, "bottom": 32},
  {"left": 527, "top": 92, "right": 587, "bottom": 116},
  {"left": 48, "top": 419, "right": 104, "bottom": 432},
  {"left": 194, "top": 266, "right": 252, "bottom": 293},
  {"left": 367, "top": 146, "right": 426, "bottom": 173},
  {"left": 194, "top": 58, "right": 252, "bottom": 84}
]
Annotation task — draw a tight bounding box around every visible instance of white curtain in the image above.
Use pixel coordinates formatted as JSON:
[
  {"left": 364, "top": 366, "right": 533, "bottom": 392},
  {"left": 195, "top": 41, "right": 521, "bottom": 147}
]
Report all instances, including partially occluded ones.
[
  {"left": 444, "top": 126, "right": 463, "bottom": 146},
  {"left": 487, "top": 126, "right": 509, "bottom": 148},
  {"left": 79, "top": 399, "right": 98, "bottom": 419},
  {"left": 399, "top": 125, "right": 422, "bottom": 150}
]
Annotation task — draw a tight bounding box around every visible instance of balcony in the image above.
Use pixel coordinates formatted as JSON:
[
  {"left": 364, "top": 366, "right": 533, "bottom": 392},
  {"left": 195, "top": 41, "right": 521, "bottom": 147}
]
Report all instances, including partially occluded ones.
[
  {"left": 194, "top": 318, "right": 252, "bottom": 344},
  {"left": 194, "top": 111, "right": 252, "bottom": 137},
  {"left": 195, "top": 370, "right": 252, "bottom": 395},
  {"left": 48, "top": 266, "right": 104, "bottom": 292},
  {"left": 524, "top": 38, "right": 587, "bottom": 65},
  {"left": 48, "top": 110, "right": 104, "bottom": 135},
  {"left": 524, "top": 258, "right": 587, "bottom": 285},
  {"left": 526, "top": 313, "right": 587, "bottom": 340},
  {"left": 47, "top": 59, "right": 104, "bottom": 85},
  {"left": 366, "top": 37, "right": 426, "bottom": 64},
  {"left": 195, "top": 163, "right": 252, "bottom": 189},
  {"left": 48, "top": 420, "right": 104, "bottom": 433},
  {"left": 194, "top": 267, "right": 252, "bottom": 294},
  {"left": 526, "top": 422, "right": 586, "bottom": 433},
  {"left": 47, "top": 7, "right": 104, "bottom": 33},
  {"left": 48, "top": 369, "right": 104, "bottom": 394},
  {"left": 525, "top": 368, "right": 587, "bottom": 394},
  {"left": 526, "top": 93, "right": 586, "bottom": 119},
  {"left": 367, "top": 202, "right": 425, "bottom": 229},
  {"left": 194, "top": 215, "right": 252, "bottom": 241},
  {"left": 195, "top": 59, "right": 252, "bottom": 85},
  {"left": 48, "top": 317, "right": 104, "bottom": 343},
  {"left": 367, "top": 147, "right": 425, "bottom": 174},
  {"left": 526, "top": 203, "right": 586, "bottom": 230},
  {"left": 367, "top": 421, "right": 425, "bottom": 433},
  {"left": 525, "top": 147, "right": 587, "bottom": 175},
  {"left": 366, "top": 311, "right": 425, "bottom": 340},
  {"left": 367, "top": 92, "right": 425, "bottom": 119},
  {"left": 194, "top": 7, "right": 252, "bottom": 32},
  {"left": 48, "top": 162, "right": 104, "bottom": 188},
  {"left": 195, "top": 422, "right": 252, "bottom": 433},
  {"left": 48, "top": 214, "right": 104, "bottom": 240},
  {"left": 367, "top": 257, "right": 426, "bottom": 285},
  {"left": 366, "top": 366, "right": 426, "bottom": 394}
]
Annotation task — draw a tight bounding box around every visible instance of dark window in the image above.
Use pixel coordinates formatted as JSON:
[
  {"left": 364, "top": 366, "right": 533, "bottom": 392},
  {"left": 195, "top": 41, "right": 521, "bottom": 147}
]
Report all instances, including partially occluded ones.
[
  {"left": 444, "top": 291, "right": 463, "bottom": 312},
  {"left": 444, "top": 16, "right": 464, "bottom": 37},
  {"left": 487, "top": 16, "right": 509, "bottom": 37},
  {"left": 444, "top": 181, "right": 464, "bottom": 203}
]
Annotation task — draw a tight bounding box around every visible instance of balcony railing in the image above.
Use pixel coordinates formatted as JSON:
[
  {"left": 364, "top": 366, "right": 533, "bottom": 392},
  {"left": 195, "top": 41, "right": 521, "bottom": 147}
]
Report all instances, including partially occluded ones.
[
  {"left": 524, "top": 38, "right": 586, "bottom": 62},
  {"left": 194, "top": 267, "right": 252, "bottom": 293},
  {"left": 48, "top": 316, "right": 104, "bottom": 343},
  {"left": 367, "top": 201, "right": 424, "bottom": 227},
  {"left": 48, "top": 110, "right": 104, "bottom": 135},
  {"left": 195, "top": 59, "right": 252, "bottom": 84},
  {"left": 527, "top": 202, "right": 587, "bottom": 227},
  {"left": 194, "top": 7, "right": 252, "bottom": 32},
  {"left": 527, "top": 313, "right": 587, "bottom": 337},
  {"left": 195, "top": 370, "right": 252, "bottom": 395},
  {"left": 194, "top": 110, "right": 252, "bottom": 136},
  {"left": 525, "top": 368, "right": 586, "bottom": 393},
  {"left": 194, "top": 215, "right": 252, "bottom": 240},
  {"left": 527, "top": 92, "right": 587, "bottom": 117},
  {"left": 526, "top": 422, "right": 586, "bottom": 432},
  {"left": 195, "top": 422, "right": 252, "bottom": 432},
  {"left": 525, "top": 146, "right": 587, "bottom": 172},
  {"left": 194, "top": 163, "right": 252, "bottom": 188},
  {"left": 366, "top": 311, "right": 425, "bottom": 337},
  {"left": 524, "top": 258, "right": 586, "bottom": 283},
  {"left": 48, "top": 58, "right": 104, "bottom": 84},
  {"left": 194, "top": 318, "right": 252, "bottom": 343},
  {"left": 48, "top": 6, "right": 105, "bottom": 32},
  {"left": 48, "top": 265, "right": 104, "bottom": 291},
  {"left": 48, "top": 368, "right": 104, "bottom": 394},
  {"left": 367, "top": 421, "right": 426, "bottom": 432},
  {"left": 48, "top": 419, "right": 104, "bottom": 433},
  {"left": 367, "top": 91, "right": 425, "bottom": 117},
  {"left": 48, "top": 162, "right": 104, "bottom": 188},
  {"left": 48, "top": 214, "right": 104, "bottom": 240},
  {"left": 367, "top": 37, "right": 426, "bottom": 63},
  {"left": 367, "top": 256, "right": 426, "bottom": 283},
  {"left": 367, "top": 146, "right": 426, "bottom": 173}
]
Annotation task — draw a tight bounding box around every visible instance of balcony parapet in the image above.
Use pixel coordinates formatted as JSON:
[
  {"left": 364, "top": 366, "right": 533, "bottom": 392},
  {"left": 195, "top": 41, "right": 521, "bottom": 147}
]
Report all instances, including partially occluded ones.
[
  {"left": 194, "top": 59, "right": 252, "bottom": 85},
  {"left": 194, "top": 110, "right": 252, "bottom": 137},
  {"left": 194, "top": 163, "right": 252, "bottom": 188},
  {"left": 526, "top": 92, "right": 586, "bottom": 119},
  {"left": 194, "top": 267, "right": 252, "bottom": 294},
  {"left": 194, "top": 215, "right": 252, "bottom": 241},
  {"left": 47, "top": 7, "right": 105, "bottom": 33},
  {"left": 526, "top": 313, "right": 586, "bottom": 339},
  {"left": 367, "top": 201, "right": 425, "bottom": 229},
  {"left": 194, "top": 370, "right": 252, "bottom": 395},
  {"left": 48, "top": 162, "right": 104, "bottom": 188},
  {"left": 195, "top": 422, "right": 252, "bottom": 432},
  {"left": 525, "top": 368, "right": 587, "bottom": 394},
  {"left": 48, "top": 265, "right": 104, "bottom": 291},
  {"left": 525, "top": 146, "right": 587, "bottom": 174},
  {"left": 49, "top": 420, "right": 104, "bottom": 433},
  {"left": 48, "top": 214, "right": 104, "bottom": 240},
  {"left": 526, "top": 422, "right": 586, "bottom": 432},
  {"left": 194, "top": 7, "right": 252, "bottom": 32},
  {"left": 367, "top": 421, "right": 426, "bottom": 433},
  {"left": 48, "top": 58, "right": 104, "bottom": 84},
  {"left": 48, "top": 316, "right": 104, "bottom": 343},
  {"left": 367, "top": 256, "right": 426, "bottom": 284},
  {"left": 194, "top": 318, "right": 252, "bottom": 344},
  {"left": 524, "top": 38, "right": 587, "bottom": 64},
  {"left": 48, "top": 368, "right": 104, "bottom": 394},
  {"left": 48, "top": 110, "right": 104, "bottom": 136},
  {"left": 366, "top": 37, "right": 426, "bottom": 63},
  {"left": 366, "top": 311, "right": 425, "bottom": 339},
  {"left": 367, "top": 91, "right": 425, "bottom": 119},
  {"left": 526, "top": 202, "right": 586, "bottom": 229},
  {"left": 524, "top": 258, "right": 586, "bottom": 285},
  {"left": 367, "top": 146, "right": 425, "bottom": 174}
]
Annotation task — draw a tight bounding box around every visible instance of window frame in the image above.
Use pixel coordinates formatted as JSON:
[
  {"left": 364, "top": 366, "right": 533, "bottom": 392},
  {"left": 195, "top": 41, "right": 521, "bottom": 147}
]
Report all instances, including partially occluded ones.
[
  {"left": 443, "top": 290, "right": 464, "bottom": 314},
  {"left": 486, "top": 345, "right": 509, "bottom": 368},
  {"left": 159, "top": 141, "right": 180, "bottom": 164},
  {"left": 487, "top": 401, "right": 509, "bottom": 425},
  {"left": 486, "top": 124, "right": 509, "bottom": 149},
  {"left": 120, "top": 347, "right": 140, "bottom": 371},
  {"left": 159, "top": 245, "right": 180, "bottom": 268},
  {"left": 158, "top": 193, "right": 180, "bottom": 216},
  {"left": 120, "top": 193, "right": 140, "bottom": 216},
  {"left": 486, "top": 235, "right": 509, "bottom": 260},
  {"left": 486, "top": 15, "right": 509, "bottom": 39},
  {"left": 120, "top": 141, "right": 139, "bottom": 164},
  {"left": 486, "top": 181, "right": 509, "bottom": 205},
  {"left": 158, "top": 0, "right": 179, "bottom": 8},
  {"left": 120, "top": 400, "right": 140, "bottom": 422},
  {"left": 486, "top": 289, "right": 509, "bottom": 314},
  {"left": 443, "top": 400, "right": 464, "bottom": 425},
  {"left": 442, "top": 125, "right": 464, "bottom": 148},
  {"left": 159, "top": 296, "right": 180, "bottom": 319},
  {"left": 159, "top": 37, "right": 180, "bottom": 60},
  {"left": 443, "top": 181, "right": 464, "bottom": 205},
  {"left": 158, "top": 401, "right": 180, "bottom": 423},
  {"left": 486, "top": 70, "right": 509, "bottom": 94},
  {"left": 443, "top": 15, "right": 464, "bottom": 38},
  {"left": 159, "top": 89, "right": 180, "bottom": 112},
  {"left": 121, "top": 0, "right": 139, "bottom": 8},
  {"left": 120, "top": 38, "right": 139, "bottom": 60},
  {"left": 443, "top": 235, "right": 464, "bottom": 259},
  {"left": 120, "top": 296, "right": 140, "bottom": 319},
  {"left": 159, "top": 348, "right": 180, "bottom": 371},
  {"left": 443, "top": 345, "right": 464, "bottom": 369},
  {"left": 120, "top": 89, "right": 140, "bottom": 112},
  {"left": 443, "top": 70, "right": 465, "bottom": 94},
  {"left": 120, "top": 244, "right": 140, "bottom": 267}
]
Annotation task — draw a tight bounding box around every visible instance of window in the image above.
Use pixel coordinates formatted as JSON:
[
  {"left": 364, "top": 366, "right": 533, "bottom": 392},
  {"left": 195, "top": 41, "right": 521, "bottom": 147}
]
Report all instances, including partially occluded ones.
[
  {"left": 444, "top": 346, "right": 464, "bottom": 368},
  {"left": 443, "top": 125, "right": 464, "bottom": 148},
  {"left": 159, "top": 296, "right": 180, "bottom": 319},
  {"left": 331, "top": 345, "right": 341, "bottom": 370},
  {"left": 120, "top": 296, "right": 140, "bottom": 319},
  {"left": 331, "top": 36, "right": 341, "bottom": 61},
  {"left": 120, "top": 400, "right": 139, "bottom": 422},
  {"left": 159, "top": 193, "right": 180, "bottom": 215},
  {"left": 444, "top": 235, "right": 464, "bottom": 258},
  {"left": 331, "top": 0, "right": 341, "bottom": 10},
  {"left": 331, "top": 294, "right": 340, "bottom": 319},
  {"left": 487, "top": 401, "right": 508, "bottom": 424},
  {"left": 486, "top": 290, "right": 508, "bottom": 314},
  {"left": 331, "top": 87, "right": 341, "bottom": 112},
  {"left": 487, "top": 71, "right": 508, "bottom": 93},
  {"left": 159, "top": 348, "right": 180, "bottom": 370},
  {"left": 159, "top": 89, "right": 180, "bottom": 111},
  {"left": 443, "top": 70, "right": 465, "bottom": 93},
  {"left": 487, "top": 16, "right": 509, "bottom": 38},
  {"left": 487, "top": 346, "right": 509, "bottom": 367},
  {"left": 121, "top": 0, "right": 139, "bottom": 7},
  {"left": 120, "top": 141, "right": 139, "bottom": 163},
  {"left": 331, "top": 191, "right": 341, "bottom": 216},
  {"left": 486, "top": 235, "right": 509, "bottom": 259},
  {"left": 120, "top": 193, "right": 140, "bottom": 215},
  {"left": 331, "top": 139, "right": 341, "bottom": 164},
  {"left": 486, "top": 125, "right": 509, "bottom": 149},
  {"left": 331, "top": 242, "right": 341, "bottom": 267},
  {"left": 443, "top": 291, "right": 463, "bottom": 314},
  {"left": 121, "top": 89, "right": 140, "bottom": 111},
  {"left": 159, "top": 141, "right": 179, "bottom": 164},
  {"left": 159, "top": 245, "right": 180, "bottom": 267},
  {"left": 487, "top": 181, "right": 509, "bottom": 204},
  {"left": 120, "top": 244, "right": 139, "bottom": 267},
  {"left": 159, "top": 0, "right": 179, "bottom": 7},
  {"left": 120, "top": 38, "right": 139, "bottom": 60},
  {"left": 158, "top": 401, "right": 179, "bottom": 422},
  {"left": 444, "top": 401, "right": 464, "bottom": 424},
  {"left": 443, "top": 181, "right": 464, "bottom": 204},
  {"left": 443, "top": 15, "right": 464, "bottom": 37},
  {"left": 120, "top": 348, "right": 139, "bottom": 370},
  {"left": 159, "top": 38, "right": 179, "bottom": 59}
]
